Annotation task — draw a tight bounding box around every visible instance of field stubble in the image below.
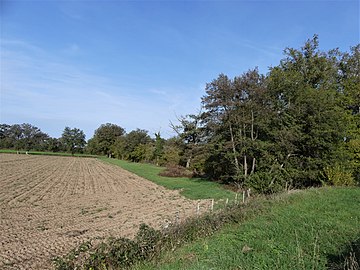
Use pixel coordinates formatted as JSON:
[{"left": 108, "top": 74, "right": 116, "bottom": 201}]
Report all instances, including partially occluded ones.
[{"left": 0, "top": 154, "right": 208, "bottom": 269}]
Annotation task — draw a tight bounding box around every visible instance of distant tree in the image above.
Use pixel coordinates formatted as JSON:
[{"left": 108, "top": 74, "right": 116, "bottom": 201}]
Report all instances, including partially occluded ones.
[
  {"left": 161, "top": 137, "right": 182, "bottom": 166},
  {"left": 45, "top": 137, "right": 63, "bottom": 152},
  {"left": 111, "top": 136, "right": 127, "bottom": 160},
  {"left": 153, "top": 132, "right": 165, "bottom": 165},
  {"left": 20, "top": 123, "right": 49, "bottom": 151},
  {"left": 0, "top": 124, "right": 13, "bottom": 148},
  {"left": 60, "top": 127, "right": 86, "bottom": 155},
  {"left": 125, "top": 129, "right": 152, "bottom": 162},
  {"left": 130, "top": 143, "right": 154, "bottom": 163},
  {"left": 9, "top": 124, "right": 23, "bottom": 150},
  {"left": 171, "top": 113, "right": 205, "bottom": 170},
  {"left": 89, "top": 123, "right": 125, "bottom": 156},
  {"left": 0, "top": 123, "right": 49, "bottom": 151},
  {"left": 112, "top": 129, "right": 153, "bottom": 162}
]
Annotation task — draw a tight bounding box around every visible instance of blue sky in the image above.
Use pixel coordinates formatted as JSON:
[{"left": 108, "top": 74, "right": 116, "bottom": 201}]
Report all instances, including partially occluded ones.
[{"left": 1, "top": 0, "right": 359, "bottom": 139}]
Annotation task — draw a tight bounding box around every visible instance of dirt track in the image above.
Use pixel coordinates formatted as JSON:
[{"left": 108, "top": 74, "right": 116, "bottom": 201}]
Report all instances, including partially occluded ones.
[{"left": 0, "top": 154, "right": 206, "bottom": 269}]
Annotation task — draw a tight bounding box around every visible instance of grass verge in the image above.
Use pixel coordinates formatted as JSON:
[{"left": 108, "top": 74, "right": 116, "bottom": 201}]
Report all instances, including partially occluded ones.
[
  {"left": 100, "top": 157, "right": 235, "bottom": 201},
  {"left": 133, "top": 187, "right": 360, "bottom": 270},
  {"left": 54, "top": 188, "right": 360, "bottom": 270}
]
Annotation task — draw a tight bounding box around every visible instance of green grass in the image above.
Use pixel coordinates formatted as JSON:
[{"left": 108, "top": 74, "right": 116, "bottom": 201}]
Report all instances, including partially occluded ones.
[
  {"left": 100, "top": 157, "right": 235, "bottom": 201},
  {"left": 133, "top": 187, "right": 360, "bottom": 270},
  {"left": 0, "top": 149, "right": 101, "bottom": 158}
]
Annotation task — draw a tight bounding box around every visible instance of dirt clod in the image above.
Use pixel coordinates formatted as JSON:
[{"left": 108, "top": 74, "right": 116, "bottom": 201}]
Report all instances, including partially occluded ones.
[{"left": 0, "top": 154, "right": 207, "bottom": 269}]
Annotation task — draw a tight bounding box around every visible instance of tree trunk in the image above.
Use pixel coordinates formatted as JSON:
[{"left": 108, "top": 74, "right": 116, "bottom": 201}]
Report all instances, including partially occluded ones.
[
  {"left": 229, "top": 123, "right": 240, "bottom": 174},
  {"left": 251, "top": 110, "right": 255, "bottom": 141},
  {"left": 186, "top": 155, "right": 192, "bottom": 168},
  {"left": 244, "top": 155, "right": 248, "bottom": 178},
  {"left": 251, "top": 157, "right": 256, "bottom": 174}
]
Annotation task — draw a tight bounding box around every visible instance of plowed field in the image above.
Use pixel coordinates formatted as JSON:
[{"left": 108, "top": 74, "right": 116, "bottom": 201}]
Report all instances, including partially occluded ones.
[{"left": 0, "top": 154, "right": 206, "bottom": 269}]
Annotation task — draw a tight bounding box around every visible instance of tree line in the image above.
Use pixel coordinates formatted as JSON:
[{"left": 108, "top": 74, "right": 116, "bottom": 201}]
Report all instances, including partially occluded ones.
[
  {"left": 0, "top": 124, "right": 86, "bottom": 154},
  {"left": 1, "top": 36, "right": 359, "bottom": 192}
]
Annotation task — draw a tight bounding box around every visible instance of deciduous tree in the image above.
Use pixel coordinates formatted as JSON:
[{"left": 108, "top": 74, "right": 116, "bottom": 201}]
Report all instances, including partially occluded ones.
[{"left": 61, "top": 127, "right": 86, "bottom": 155}]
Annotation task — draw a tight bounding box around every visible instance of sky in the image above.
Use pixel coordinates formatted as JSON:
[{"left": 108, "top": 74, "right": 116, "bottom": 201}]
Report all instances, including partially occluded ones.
[{"left": 1, "top": 0, "right": 359, "bottom": 140}]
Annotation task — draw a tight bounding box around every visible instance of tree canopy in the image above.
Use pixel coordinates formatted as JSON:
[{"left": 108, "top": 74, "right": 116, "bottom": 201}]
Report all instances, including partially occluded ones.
[
  {"left": 60, "top": 127, "right": 86, "bottom": 155},
  {"left": 87, "top": 123, "right": 125, "bottom": 156},
  {"left": 1, "top": 36, "right": 358, "bottom": 192}
]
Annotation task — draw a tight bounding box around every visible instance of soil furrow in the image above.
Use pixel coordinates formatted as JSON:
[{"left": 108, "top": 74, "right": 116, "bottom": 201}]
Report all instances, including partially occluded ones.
[{"left": 0, "top": 154, "right": 206, "bottom": 270}]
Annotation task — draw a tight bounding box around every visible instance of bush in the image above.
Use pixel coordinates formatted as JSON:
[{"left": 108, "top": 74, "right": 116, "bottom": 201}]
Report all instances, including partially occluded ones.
[
  {"left": 54, "top": 197, "right": 266, "bottom": 270},
  {"left": 323, "top": 164, "right": 355, "bottom": 186},
  {"left": 159, "top": 165, "right": 194, "bottom": 178},
  {"left": 245, "top": 171, "right": 285, "bottom": 194}
]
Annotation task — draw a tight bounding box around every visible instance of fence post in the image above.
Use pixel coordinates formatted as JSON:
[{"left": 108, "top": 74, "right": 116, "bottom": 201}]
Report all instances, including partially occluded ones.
[{"left": 175, "top": 211, "right": 179, "bottom": 225}]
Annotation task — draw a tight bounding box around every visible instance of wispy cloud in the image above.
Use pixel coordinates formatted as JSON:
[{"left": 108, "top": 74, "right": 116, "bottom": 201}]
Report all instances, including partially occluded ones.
[{"left": 1, "top": 39, "right": 201, "bottom": 138}]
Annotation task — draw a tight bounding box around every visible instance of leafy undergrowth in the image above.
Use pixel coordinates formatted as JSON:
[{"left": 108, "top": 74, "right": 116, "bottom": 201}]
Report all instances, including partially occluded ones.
[
  {"left": 54, "top": 188, "right": 360, "bottom": 270},
  {"left": 133, "top": 187, "right": 360, "bottom": 270},
  {"left": 100, "top": 158, "right": 235, "bottom": 200}
]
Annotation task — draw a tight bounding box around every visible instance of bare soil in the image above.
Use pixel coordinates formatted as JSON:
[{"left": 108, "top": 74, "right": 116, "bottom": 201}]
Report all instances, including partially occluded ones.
[{"left": 0, "top": 154, "right": 208, "bottom": 269}]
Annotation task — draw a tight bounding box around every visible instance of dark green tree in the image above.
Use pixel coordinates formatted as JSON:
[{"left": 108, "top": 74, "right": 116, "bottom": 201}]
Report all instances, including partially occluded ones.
[
  {"left": 171, "top": 113, "right": 205, "bottom": 170},
  {"left": 88, "top": 123, "right": 125, "bottom": 156},
  {"left": 20, "top": 123, "right": 49, "bottom": 151},
  {"left": 0, "top": 123, "right": 49, "bottom": 151},
  {"left": 153, "top": 132, "right": 165, "bottom": 165},
  {"left": 0, "top": 124, "right": 13, "bottom": 149},
  {"left": 60, "top": 127, "right": 86, "bottom": 155},
  {"left": 45, "top": 137, "right": 63, "bottom": 152},
  {"left": 266, "top": 35, "right": 354, "bottom": 187},
  {"left": 112, "top": 129, "right": 152, "bottom": 162},
  {"left": 201, "top": 69, "right": 269, "bottom": 186}
]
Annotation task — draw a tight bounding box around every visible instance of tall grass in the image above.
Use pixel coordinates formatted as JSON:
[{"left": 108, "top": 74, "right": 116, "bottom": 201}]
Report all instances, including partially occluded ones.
[
  {"left": 100, "top": 158, "right": 235, "bottom": 201},
  {"left": 134, "top": 187, "right": 360, "bottom": 270},
  {"left": 54, "top": 188, "right": 360, "bottom": 270}
]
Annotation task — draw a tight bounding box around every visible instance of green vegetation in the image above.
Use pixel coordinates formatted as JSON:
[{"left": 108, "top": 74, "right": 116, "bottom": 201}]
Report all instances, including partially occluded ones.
[
  {"left": 1, "top": 37, "right": 359, "bottom": 193},
  {"left": 61, "top": 127, "right": 86, "bottom": 155},
  {"left": 134, "top": 187, "right": 360, "bottom": 270},
  {"left": 54, "top": 188, "right": 360, "bottom": 270},
  {"left": 0, "top": 124, "right": 87, "bottom": 154},
  {"left": 0, "top": 149, "right": 100, "bottom": 158},
  {"left": 100, "top": 157, "right": 234, "bottom": 200}
]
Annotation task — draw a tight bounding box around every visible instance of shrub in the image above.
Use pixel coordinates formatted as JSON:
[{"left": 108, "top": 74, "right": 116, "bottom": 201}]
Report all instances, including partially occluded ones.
[
  {"left": 159, "top": 165, "right": 194, "bottom": 178},
  {"left": 323, "top": 164, "right": 355, "bottom": 186},
  {"left": 245, "top": 171, "right": 285, "bottom": 194},
  {"left": 54, "top": 197, "right": 266, "bottom": 270}
]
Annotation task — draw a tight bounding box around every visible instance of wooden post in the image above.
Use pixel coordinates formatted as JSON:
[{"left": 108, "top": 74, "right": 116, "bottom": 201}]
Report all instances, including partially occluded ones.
[
  {"left": 225, "top": 198, "right": 229, "bottom": 206},
  {"left": 196, "top": 202, "right": 200, "bottom": 216},
  {"left": 211, "top": 199, "right": 214, "bottom": 212},
  {"left": 175, "top": 211, "right": 179, "bottom": 225},
  {"left": 242, "top": 191, "right": 245, "bottom": 203},
  {"left": 235, "top": 193, "right": 238, "bottom": 205}
]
